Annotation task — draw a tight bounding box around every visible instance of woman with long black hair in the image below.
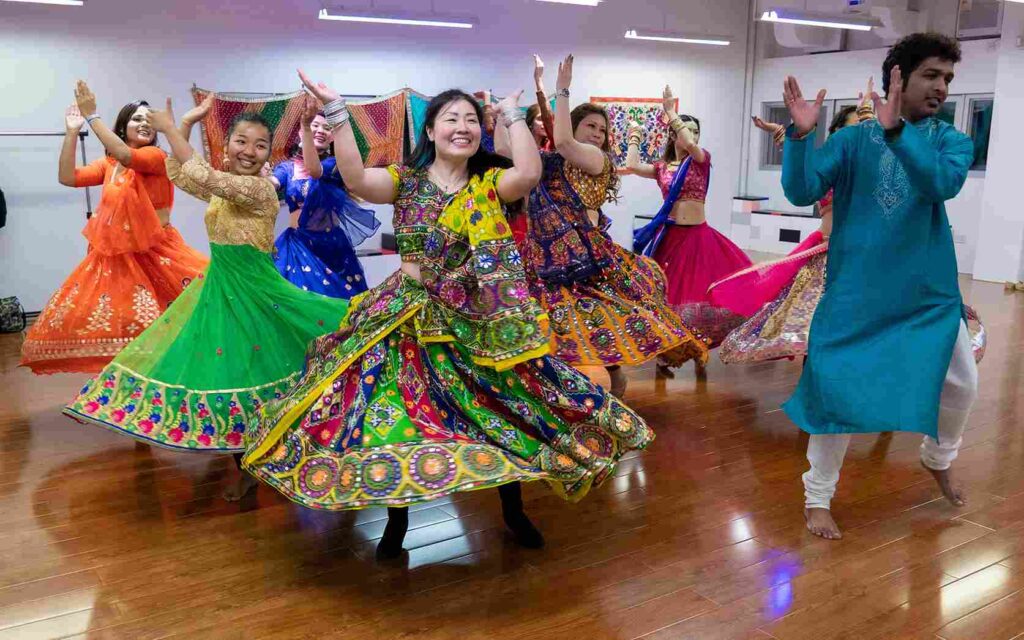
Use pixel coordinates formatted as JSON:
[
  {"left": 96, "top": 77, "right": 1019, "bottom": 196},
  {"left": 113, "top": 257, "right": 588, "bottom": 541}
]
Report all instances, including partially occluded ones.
[{"left": 243, "top": 69, "right": 654, "bottom": 561}]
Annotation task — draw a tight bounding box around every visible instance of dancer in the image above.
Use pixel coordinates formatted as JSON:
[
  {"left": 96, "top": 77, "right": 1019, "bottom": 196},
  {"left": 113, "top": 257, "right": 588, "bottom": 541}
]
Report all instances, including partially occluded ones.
[
  {"left": 270, "top": 95, "right": 379, "bottom": 298},
  {"left": 243, "top": 69, "right": 654, "bottom": 560},
  {"left": 64, "top": 104, "right": 349, "bottom": 500},
  {"left": 21, "top": 82, "right": 208, "bottom": 374},
  {"left": 711, "top": 83, "right": 877, "bottom": 364},
  {"left": 627, "top": 85, "right": 753, "bottom": 372},
  {"left": 780, "top": 33, "right": 978, "bottom": 540},
  {"left": 508, "top": 55, "right": 707, "bottom": 397}
]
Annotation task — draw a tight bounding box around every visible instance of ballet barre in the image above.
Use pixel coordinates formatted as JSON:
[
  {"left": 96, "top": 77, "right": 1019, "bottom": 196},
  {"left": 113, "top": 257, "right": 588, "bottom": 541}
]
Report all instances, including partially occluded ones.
[{"left": 0, "top": 130, "right": 93, "bottom": 218}]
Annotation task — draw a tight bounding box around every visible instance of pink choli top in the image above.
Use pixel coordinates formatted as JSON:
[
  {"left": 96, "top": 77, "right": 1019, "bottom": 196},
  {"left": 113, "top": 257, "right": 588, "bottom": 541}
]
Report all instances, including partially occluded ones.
[{"left": 653, "top": 150, "right": 712, "bottom": 204}]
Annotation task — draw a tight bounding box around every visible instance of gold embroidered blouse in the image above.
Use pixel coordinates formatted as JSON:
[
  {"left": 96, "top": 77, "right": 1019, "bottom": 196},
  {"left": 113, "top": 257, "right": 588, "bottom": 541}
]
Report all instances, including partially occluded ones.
[
  {"left": 166, "top": 156, "right": 280, "bottom": 252},
  {"left": 563, "top": 155, "right": 613, "bottom": 211}
]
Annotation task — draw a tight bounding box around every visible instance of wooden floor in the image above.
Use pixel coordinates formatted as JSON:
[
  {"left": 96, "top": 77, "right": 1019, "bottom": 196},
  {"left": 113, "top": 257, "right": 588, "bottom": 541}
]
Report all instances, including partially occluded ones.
[{"left": 1, "top": 278, "right": 1023, "bottom": 640}]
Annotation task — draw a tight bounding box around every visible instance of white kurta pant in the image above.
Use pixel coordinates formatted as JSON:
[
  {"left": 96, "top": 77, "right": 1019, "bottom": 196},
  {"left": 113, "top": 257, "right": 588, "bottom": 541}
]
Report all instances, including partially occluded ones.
[{"left": 803, "top": 321, "right": 978, "bottom": 510}]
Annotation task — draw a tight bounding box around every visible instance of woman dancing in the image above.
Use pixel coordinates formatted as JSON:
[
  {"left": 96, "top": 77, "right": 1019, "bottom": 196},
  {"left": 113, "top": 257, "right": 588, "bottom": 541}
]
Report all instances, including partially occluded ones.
[
  {"left": 242, "top": 68, "right": 654, "bottom": 561},
  {"left": 506, "top": 56, "right": 707, "bottom": 397},
  {"left": 21, "top": 82, "right": 208, "bottom": 374},
  {"left": 627, "top": 85, "right": 753, "bottom": 373},
  {"left": 270, "top": 95, "right": 379, "bottom": 298},
  {"left": 65, "top": 104, "right": 349, "bottom": 500},
  {"left": 711, "top": 84, "right": 877, "bottom": 364}
]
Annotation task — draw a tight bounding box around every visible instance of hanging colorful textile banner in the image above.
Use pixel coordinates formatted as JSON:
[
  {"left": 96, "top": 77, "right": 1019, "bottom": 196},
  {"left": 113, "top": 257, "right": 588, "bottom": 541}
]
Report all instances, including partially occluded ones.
[
  {"left": 191, "top": 87, "right": 305, "bottom": 171},
  {"left": 347, "top": 90, "right": 407, "bottom": 168},
  {"left": 589, "top": 96, "right": 678, "bottom": 169},
  {"left": 405, "top": 88, "right": 432, "bottom": 149}
]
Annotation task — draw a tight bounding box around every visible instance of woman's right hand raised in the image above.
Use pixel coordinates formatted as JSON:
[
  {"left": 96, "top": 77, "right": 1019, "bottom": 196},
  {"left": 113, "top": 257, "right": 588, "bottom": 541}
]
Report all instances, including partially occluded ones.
[
  {"left": 65, "top": 104, "right": 85, "bottom": 132},
  {"left": 555, "top": 54, "right": 574, "bottom": 93},
  {"left": 298, "top": 69, "right": 340, "bottom": 104},
  {"left": 183, "top": 92, "right": 215, "bottom": 126},
  {"left": 783, "top": 76, "right": 825, "bottom": 138}
]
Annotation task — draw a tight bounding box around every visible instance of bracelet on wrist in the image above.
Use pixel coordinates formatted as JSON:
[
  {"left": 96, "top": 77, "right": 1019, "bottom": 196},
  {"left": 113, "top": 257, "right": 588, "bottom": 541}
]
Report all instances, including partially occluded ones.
[
  {"left": 505, "top": 112, "right": 527, "bottom": 127},
  {"left": 85, "top": 114, "right": 101, "bottom": 125},
  {"left": 555, "top": 88, "right": 570, "bottom": 99}
]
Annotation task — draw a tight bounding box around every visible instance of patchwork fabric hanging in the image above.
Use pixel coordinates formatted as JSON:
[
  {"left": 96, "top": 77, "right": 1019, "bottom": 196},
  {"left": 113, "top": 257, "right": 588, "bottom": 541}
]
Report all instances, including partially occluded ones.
[
  {"left": 347, "top": 90, "right": 407, "bottom": 167},
  {"left": 589, "top": 96, "right": 678, "bottom": 169},
  {"left": 190, "top": 86, "right": 305, "bottom": 171},
  {"left": 404, "top": 88, "right": 432, "bottom": 149}
]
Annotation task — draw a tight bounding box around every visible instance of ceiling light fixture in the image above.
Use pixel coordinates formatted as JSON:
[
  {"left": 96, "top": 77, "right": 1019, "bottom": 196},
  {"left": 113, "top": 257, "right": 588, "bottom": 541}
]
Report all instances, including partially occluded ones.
[
  {"left": 536, "top": 0, "right": 602, "bottom": 5},
  {"left": 759, "top": 8, "right": 883, "bottom": 31},
  {"left": 624, "top": 28, "right": 731, "bottom": 46},
  {"left": 1, "top": 0, "right": 83, "bottom": 5},
  {"left": 318, "top": 7, "right": 476, "bottom": 29}
]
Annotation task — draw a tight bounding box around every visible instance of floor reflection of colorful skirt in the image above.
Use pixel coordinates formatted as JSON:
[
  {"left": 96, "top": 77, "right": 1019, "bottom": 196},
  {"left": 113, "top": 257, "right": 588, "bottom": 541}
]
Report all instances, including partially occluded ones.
[
  {"left": 274, "top": 227, "right": 368, "bottom": 299},
  {"left": 242, "top": 271, "right": 654, "bottom": 510},
  {"left": 531, "top": 243, "right": 708, "bottom": 368},
  {"left": 20, "top": 224, "right": 208, "bottom": 375},
  {"left": 64, "top": 243, "right": 348, "bottom": 452},
  {"left": 652, "top": 222, "right": 752, "bottom": 347}
]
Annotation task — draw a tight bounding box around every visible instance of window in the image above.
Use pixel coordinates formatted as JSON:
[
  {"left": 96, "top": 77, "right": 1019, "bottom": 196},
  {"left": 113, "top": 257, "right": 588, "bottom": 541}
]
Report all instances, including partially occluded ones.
[
  {"left": 937, "top": 101, "right": 958, "bottom": 127},
  {"left": 966, "top": 95, "right": 994, "bottom": 171},
  {"left": 759, "top": 102, "right": 829, "bottom": 169}
]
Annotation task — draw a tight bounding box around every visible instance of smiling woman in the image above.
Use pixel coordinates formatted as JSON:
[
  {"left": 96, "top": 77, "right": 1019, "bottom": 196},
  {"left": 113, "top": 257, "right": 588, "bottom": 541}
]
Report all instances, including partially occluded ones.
[
  {"left": 241, "top": 66, "right": 654, "bottom": 562},
  {"left": 19, "top": 82, "right": 208, "bottom": 375},
  {"left": 64, "top": 106, "right": 350, "bottom": 502}
]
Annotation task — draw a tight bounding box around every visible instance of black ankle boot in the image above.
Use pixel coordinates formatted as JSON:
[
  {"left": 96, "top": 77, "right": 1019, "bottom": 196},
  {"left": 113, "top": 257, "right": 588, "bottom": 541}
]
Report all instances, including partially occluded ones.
[
  {"left": 376, "top": 507, "right": 409, "bottom": 560},
  {"left": 498, "top": 482, "right": 544, "bottom": 549}
]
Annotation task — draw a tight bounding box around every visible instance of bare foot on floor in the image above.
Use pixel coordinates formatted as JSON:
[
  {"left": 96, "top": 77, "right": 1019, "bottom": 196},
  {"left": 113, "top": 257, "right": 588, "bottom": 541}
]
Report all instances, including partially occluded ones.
[
  {"left": 694, "top": 359, "right": 707, "bottom": 380},
  {"left": 804, "top": 508, "right": 842, "bottom": 540},
  {"left": 223, "top": 473, "right": 258, "bottom": 502},
  {"left": 922, "top": 462, "right": 966, "bottom": 507}
]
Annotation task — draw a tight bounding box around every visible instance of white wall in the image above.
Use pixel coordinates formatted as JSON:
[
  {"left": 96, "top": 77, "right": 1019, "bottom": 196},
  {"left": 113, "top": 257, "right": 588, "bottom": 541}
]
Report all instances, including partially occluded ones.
[
  {"left": 744, "top": 38, "right": 1002, "bottom": 274},
  {"left": 973, "top": 4, "right": 1024, "bottom": 283},
  {"left": 0, "top": 0, "right": 751, "bottom": 311}
]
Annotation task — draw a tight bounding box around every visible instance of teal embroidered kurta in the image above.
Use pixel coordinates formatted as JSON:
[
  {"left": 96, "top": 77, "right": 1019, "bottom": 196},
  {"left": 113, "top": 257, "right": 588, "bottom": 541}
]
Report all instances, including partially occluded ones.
[{"left": 780, "top": 117, "right": 973, "bottom": 438}]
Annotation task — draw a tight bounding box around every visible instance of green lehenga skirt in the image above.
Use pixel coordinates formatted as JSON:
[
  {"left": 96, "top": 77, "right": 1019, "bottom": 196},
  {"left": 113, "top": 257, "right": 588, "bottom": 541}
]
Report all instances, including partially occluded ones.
[
  {"left": 64, "top": 243, "right": 348, "bottom": 452},
  {"left": 242, "top": 272, "right": 654, "bottom": 510}
]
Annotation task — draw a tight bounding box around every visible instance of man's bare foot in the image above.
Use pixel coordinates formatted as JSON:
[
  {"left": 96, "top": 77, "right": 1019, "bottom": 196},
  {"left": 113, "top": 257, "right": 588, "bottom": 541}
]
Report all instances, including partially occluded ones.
[
  {"left": 223, "top": 473, "right": 258, "bottom": 502},
  {"left": 804, "top": 508, "right": 842, "bottom": 540},
  {"left": 922, "top": 462, "right": 966, "bottom": 506},
  {"left": 694, "top": 359, "right": 707, "bottom": 380}
]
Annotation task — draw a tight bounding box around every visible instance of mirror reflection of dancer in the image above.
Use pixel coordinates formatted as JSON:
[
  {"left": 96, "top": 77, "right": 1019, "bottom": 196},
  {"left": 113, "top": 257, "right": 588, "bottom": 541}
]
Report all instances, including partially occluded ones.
[
  {"left": 626, "top": 86, "right": 753, "bottom": 377},
  {"left": 268, "top": 95, "right": 380, "bottom": 299},
  {"left": 65, "top": 104, "right": 349, "bottom": 501},
  {"left": 779, "top": 33, "right": 978, "bottom": 540},
  {"left": 244, "top": 68, "right": 654, "bottom": 561},
  {"left": 500, "top": 55, "right": 708, "bottom": 398},
  {"left": 711, "top": 81, "right": 877, "bottom": 364},
  {"left": 21, "top": 82, "right": 208, "bottom": 374}
]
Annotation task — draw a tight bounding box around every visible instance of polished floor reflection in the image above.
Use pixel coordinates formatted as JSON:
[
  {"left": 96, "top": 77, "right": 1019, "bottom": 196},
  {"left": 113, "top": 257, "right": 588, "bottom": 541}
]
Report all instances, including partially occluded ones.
[{"left": 0, "top": 277, "right": 1022, "bottom": 639}]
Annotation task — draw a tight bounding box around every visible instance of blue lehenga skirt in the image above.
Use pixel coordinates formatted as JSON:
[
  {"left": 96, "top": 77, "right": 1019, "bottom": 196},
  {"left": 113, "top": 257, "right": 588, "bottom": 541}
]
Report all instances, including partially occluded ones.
[{"left": 274, "top": 177, "right": 381, "bottom": 299}]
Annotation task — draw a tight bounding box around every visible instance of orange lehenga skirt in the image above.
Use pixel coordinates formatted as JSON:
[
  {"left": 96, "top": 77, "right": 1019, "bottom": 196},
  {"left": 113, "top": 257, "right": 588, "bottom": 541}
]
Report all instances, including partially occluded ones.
[{"left": 20, "top": 178, "right": 208, "bottom": 374}]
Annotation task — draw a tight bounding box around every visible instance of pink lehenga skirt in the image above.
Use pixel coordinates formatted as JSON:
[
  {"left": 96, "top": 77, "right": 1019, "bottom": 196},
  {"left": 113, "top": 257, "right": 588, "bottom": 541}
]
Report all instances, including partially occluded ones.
[{"left": 651, "top": 222, "right": 752, "bottom": 347}]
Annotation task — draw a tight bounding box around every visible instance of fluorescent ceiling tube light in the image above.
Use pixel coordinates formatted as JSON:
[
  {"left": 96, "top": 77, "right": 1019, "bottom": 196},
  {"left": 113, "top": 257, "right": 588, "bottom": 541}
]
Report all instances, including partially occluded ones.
[
  {"left": 625, "top": 28, "right": 731, "bottom": 46},
  {"left": 1, "top": 0, "right": 83, "bottom": 5},
  {"left": 318, "top": 7, "right": 476, "bottom": 29},
  {"left": 536, "top": 0, "right": 602, "bottom": 5},
  {"left": 759, "top": 8, "right": 883, "bottom": 31}
]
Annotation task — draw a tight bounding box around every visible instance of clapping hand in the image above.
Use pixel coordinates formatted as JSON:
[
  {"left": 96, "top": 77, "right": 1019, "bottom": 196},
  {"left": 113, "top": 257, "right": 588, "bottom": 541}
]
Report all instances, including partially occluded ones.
[
  {"left": 871, "top": 67, "right": 903, "bottom": 130},
  {"left": 183, "top": 92, "right": 216, "bottom": 126},
  {"left": 782, "top": 75, "right": 826, "bottom": 137},
  {"left": 298, "top": 69, "right": 340, "bottom": 104},
  {"left": 555, "top": 54, "right": 573, "bottom": 94},
  {"left": 65, "top": 104, "right": 85, "bottom": 132}
]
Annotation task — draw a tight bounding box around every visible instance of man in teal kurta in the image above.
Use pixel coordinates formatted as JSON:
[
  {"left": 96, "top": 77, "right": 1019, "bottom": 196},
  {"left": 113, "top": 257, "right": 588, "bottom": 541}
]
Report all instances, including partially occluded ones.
[{"left": 779, "top": 33, "right": 979, "bottom": 540}]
